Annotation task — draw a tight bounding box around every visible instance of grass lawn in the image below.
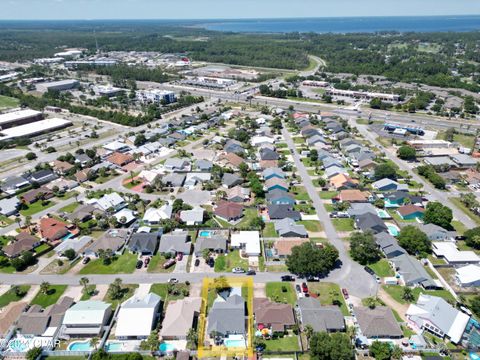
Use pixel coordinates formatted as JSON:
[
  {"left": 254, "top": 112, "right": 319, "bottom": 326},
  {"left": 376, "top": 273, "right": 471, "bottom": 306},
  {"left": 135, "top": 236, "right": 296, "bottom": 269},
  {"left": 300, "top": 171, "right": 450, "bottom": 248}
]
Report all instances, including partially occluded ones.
[
  {"left": 80, "top": 285, "right": 97, "bottom": 300},
  {"left": 59, "top": 202, "right": 79, "bottom": 213},
  {"left": 368, "top": 259, "right": 394, "bottom": 277},
  {"left": 324, "top": 204, "right": 335, "bottom": 212},
  {"left": 147, "top": 254, "right": 175, "bottom": 273},
  {"left": 213, "top": 216, "right": 232, "bottom": 228},
  {"left": 94, "top": 174, "right": 117, "bottom": 184},
  {"left": 103, "top": 284, "right": 138, "bottom": 309},
  {"left": 266, "top": 264, "right": 288, "bottom": 272},
  {"left": 237, "top": 208, "right": 260, "bottom": 229},
  {"left": 150, "top": 283, "right": 189, "bottom": 307},
  {"left": 292, "top": 186, "right": 311, "bottom": 201},
  {"left": 450, "top": 197, "right": 480, "bottom": 225},
  {"left": 0, "top": 285, "right": 30, "bottom": 307},
  {"left": 332, "top": 218, "right": 354, "bottom": 232},
  {"left": 263, "top": 223, "right": 278, "bottom": 238},
  {"left": 0, "top": 95, "right": 19, "bottom": 110},
  {"left": 307, "top": 282, "right": 349, "bottom": 316},
  {"left": 264, "top": 335, "right": 300, "bottom": 352},
  {"left": 437, "top": 130, "right": 475, "bottom": 148},
  {"left": 294, "top": 203, "right": 316, "bottom": 215},
  {"left": 214, "top": 250, "right": 248, "bottom": 272},
  {"left": 319, "top": 191, "right": 338, "bottom": 200},
  {"left": 20, "top": 200, "right": 56, "bottom": 216},
  {"left": 382, "top": 285, "right": 456, "bottom": 304},
  {"left": 266, "top": 282, "right": 296, "bottom": 305},
  {"left": 298, "top": 220, "right": 323, "bottom": 232},
  {"left": 31, "top": 285, "right": 68, "bottom": 308},
  {"left": 427, "top": 255, "right": 447, "bottom": 266},
  {"left": 452, "top": 220, "right": 468, "bottom": 235},
  {"left": 79, "top": 253, "right": 137, "bottom": 274},
  {"left": 0, "top": 215, "right": 14, "bottom": 227}
]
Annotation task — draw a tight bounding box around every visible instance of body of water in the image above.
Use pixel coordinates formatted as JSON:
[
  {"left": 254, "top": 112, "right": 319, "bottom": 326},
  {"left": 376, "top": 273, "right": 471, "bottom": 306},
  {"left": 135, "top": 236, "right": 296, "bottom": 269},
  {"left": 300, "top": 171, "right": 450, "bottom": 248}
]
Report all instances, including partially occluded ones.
[{"left": 199, "top": 16, "right": 480, "bottom": 33}]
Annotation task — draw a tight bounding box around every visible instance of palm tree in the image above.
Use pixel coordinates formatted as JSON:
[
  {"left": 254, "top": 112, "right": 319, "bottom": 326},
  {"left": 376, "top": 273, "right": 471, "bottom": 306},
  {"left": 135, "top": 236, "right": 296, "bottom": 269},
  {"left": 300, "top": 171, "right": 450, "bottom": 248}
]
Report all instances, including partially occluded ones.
[
  {"left": 402, "top": 287, "right": 415, "bottom": 303},
  {"left": 391, "top": 345, "right": 403, "bottom": 360},
  {"left": 15, "top": 216, "right": 22, "bottom": 229},
  {"left": 364, "top": 297, "right": 377, "bottom": 309},
  {"left": 90, "top": 337, "right": 99, "bottom": 350},
  {"left": 25, "top": 216, "right": 32, "bottom": 233},
  {"left": 304, "top": 324, "right": 314, "bottom": 340},
  {"left": 40, "top": 281, "right": 50, "bottom": 295},
  {"left": 186, "top": 328, "right": 198, "bottom": 349},
  {"left": 79, "top": 277, "right": 89, "bottom": 294}
]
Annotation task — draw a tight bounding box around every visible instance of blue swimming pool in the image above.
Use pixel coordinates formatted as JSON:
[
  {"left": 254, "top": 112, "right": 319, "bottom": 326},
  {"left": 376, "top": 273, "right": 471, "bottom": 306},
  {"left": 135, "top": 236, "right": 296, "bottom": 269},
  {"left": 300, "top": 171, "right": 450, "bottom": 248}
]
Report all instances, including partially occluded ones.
[
  {"left": 224, "top": 339, "right": 246, "bottom": 348},
  {"left": 159, "top": 342, "right": 175, "bottom": 353},
  {"left": 105, "top": 342, "right": 123, "bottom": 352},
  {"left": 9, "top": 339, "right": 28, "bottom": 352},
  {"left": 199, "top": 230, "right": 212, "bottom": 237},
  {"left": 68, "top": 341, "right": 93, "bottom": 351},
  {"left": 62, "top": 232, "right": 75, "bottom": 241},
  {"left": 376, "top": 209, "right": 390, "bottom": 219},
  {"left": 386, "top": 223, "right": 400, "bottom": 237}
]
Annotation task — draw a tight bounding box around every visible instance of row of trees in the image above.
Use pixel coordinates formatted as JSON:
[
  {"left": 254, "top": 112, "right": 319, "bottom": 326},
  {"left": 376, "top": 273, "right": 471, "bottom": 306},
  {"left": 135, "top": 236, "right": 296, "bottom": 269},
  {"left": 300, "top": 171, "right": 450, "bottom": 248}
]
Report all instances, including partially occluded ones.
[{"left": 417, "top": 165, "right": 447, "bottom": 190}]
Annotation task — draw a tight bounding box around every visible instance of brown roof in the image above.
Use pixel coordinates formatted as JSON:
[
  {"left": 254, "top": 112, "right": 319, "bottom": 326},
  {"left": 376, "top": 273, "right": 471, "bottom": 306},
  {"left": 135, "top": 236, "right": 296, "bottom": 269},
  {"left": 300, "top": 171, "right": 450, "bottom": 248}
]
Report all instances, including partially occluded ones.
[
  {"left": 107, "top": 152, "right": 134, "bottom": 166},
  {"left": 260, "top": 159, "right": 279, "bottom": 169},
  {"left": 75, "top": 168, "right": 91, "bottom": 182},
  {"left": 219, "top": 153, "right": 245, "bottom": 168},
  {"left": 39, "top": 217, "right": 70, "bottom": 242},
  {"left": 265, "top": 177, "right": 289, "bottom": 189},
  {"left": 21, "top": 186, "right": 54, "bottom": 204},
  {"left": 253, "top": 298, "right": 295, "bottom": 332},
  {"left": 3, "top": 233, "right": 39, "bottom": 258},
  {"left": 338, "top": 189, "right": 368, "bottom": 202},
  {"left": 0, "top": 301, "right": 27, "bottom": 336},
  {"left": 273, "top": 238, "right": 309, "bottom": 256},
  {"left": 397, "top": 204, "right": 425, "bottom": 216},
  {"left": 214, "top": 201, "right": 244, "bottom": 220},
  {"left": 329, "top": 174, "right": 359, "bottom": 189},
  {"left": 53, "top": 160, "right": 74, "bottom": 173},
  {"left": 354, "top": 306, "right": 402, "bottom": 338}
]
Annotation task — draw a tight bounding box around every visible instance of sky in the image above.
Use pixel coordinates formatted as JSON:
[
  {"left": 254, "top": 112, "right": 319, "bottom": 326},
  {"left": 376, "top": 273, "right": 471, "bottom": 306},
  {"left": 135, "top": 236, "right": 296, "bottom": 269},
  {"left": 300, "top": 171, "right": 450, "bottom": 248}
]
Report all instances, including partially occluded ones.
[{"left": 2, "top": 0, "right": 480, "bottom": 20}]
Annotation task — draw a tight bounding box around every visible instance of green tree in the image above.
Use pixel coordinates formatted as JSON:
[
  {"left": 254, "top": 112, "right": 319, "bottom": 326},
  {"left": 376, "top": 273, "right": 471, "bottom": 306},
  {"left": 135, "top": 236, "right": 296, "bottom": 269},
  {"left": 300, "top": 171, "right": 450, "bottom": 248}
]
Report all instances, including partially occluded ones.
[
  {"left": 465, "top": 227, "right": 480, "bottom": 249},
  {"left": 309, "top": 332, "right": 354, "bottom": 360},
  {"left": 401, "top": 287, "right": 415, "bottom": 302},
  {"left": 90, "top": 337, "right": 99, "bottom": 350},
  {"left": 63, "top": 248, "right": 76, "bottom": 260},
  {"left": 374, "top": 163, "right": 397, "bottom": 180},
  {"left": 286, "top": 242, "right": 338, "bottom": 277},
  {"left": 186, "top": 328, "right": 198, "bottom": 349},
  {"left": 140, "top": 330, "right": 160, "bottom": 352},
  {"left": 79, "top": 277, "right": 90, "bottom": 294},
  {"left": 397, "top": 145, "right": 416, "bottom": 160},
  {"left": 107, "top": 278, "right": 124, "bottom": 300},
  {"left": 26, "top": 346, "right": 42, "bottom": 360},
  {"left": 213, "top": 276, "right": 231, "bottom": 294},
  {"left": 349, "top": 231, "right": 381, "bottom": 265},
  {"left": 397, "top": 225, "right": 431, "bottom": 256},
  {"left": 369, "top": 340, "right": 392, "bottom": 360},
  {"left": 26, "top": 152, "right": 37, "bottom": 160},
  {"left": 424, "top": 201, "right": 453, "bottom": 230},
  {"left": 40, "top": 281, "right": 50, "bottom": 295}
]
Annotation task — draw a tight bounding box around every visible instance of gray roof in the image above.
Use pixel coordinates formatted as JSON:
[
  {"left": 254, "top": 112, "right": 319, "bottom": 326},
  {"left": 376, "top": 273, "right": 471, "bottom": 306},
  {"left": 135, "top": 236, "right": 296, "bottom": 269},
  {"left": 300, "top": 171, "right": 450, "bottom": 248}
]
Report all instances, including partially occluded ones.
[
  {"left": 163, "top": 173, "right": 186, "bottom": 187},
  {"left": 372, "top": 178, "right": 398, "bottom": 189},
  {"left": 268, "top": 204, "right": 301, "bottom": 221},
  {"left": 424, "top": 157, "right": 456, "bottom": 167},
  {"left": 194, "top": 235, "right": 228, "bottom": 255},
  {"left": 259, "top": 148, "right": 280, "bottom": 161},
  {"left": 274, "top": 218, "right": 308, "bottom": 237},
  {"left": 451, "top": 154, "right": 477, "bottom": 166},
  {"left": 266, "top": 189, "right": 295, "bottom": 203},
  {"left": 355, "top": 306, "right": 402, "bottom": 338},
  {"left": 159, "top": 231, "right": 191, "bottom": 254},
  {"left": 413, "top": 223, "right": 456, "bottom": 241},
  {"left": 180, "top": 208, "right": 204, "bottom": 224},
  {"left": 390, "top": 253, "right": 435, "bottom": 288},
  {"left": 196, "top": 159, "right": 213, "bottom": 171},
  {"left": 297, "top": 297, "right": 345, "bottom": 332},
  {"left": 355, "top": 213, "right": 388, "bottom": 234},
  {"left": 85, "top": 229, "right": 129, "bottom": 254},
  {"left": 347, "top": 203, "right": 377, "bottom": 217},
  {"left": 128, "top": 233, "right": 159, "bottom": 254},
  {"left": 374, "top": 232, "right": 406, "bottom": 258},
  {"left": 207, "top": 294, "right": 245, "bottom": 336},
  {"left": 262, "top": 167, "right": 286, "bottom": 179},
  {"left": 164, "top": 158, "right": 189, "bottom": 169},
  {"left": 222, "top": 173, "right": 243, "bottom": 187},
  {"left": 0, "top": 196, "right": 20, "bottom": 215}
]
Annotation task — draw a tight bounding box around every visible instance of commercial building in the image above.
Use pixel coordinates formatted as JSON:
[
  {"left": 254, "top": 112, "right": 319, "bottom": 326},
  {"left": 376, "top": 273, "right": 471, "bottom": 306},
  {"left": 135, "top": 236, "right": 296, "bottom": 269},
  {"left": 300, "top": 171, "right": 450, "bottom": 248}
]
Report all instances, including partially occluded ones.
[
  {"left": 0, "top": 109, "right": 43, "bottom": 130},
  {"left": 136, "top": 89, "right": 176, "bottom": 104},
  {"left": 64, "top": 59, "right": 118, "bottom": 69},
  {"left": 0, "top": 118, "right": 72, "bottom": 140},
  {"left": 36, "top": 79, "right": 80, "bottom": 92},
  {"left": 325, "top": 88, "right": 400, "bottom": 102}
]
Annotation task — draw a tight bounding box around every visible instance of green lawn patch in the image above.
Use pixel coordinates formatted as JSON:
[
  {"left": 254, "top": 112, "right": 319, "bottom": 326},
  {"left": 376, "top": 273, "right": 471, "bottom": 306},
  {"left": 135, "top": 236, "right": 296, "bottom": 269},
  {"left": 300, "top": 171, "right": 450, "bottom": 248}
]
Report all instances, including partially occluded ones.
[
  {"left": 266, "top": 282, "right": 296, "bottom": 305},
  {"left": 307, "top": 282, "right": 349, "bottom": 316},
  {"left": 80, "top": 285, "right": 96, "bottom": 300},
  {"left": 368, "top": 259, "right": 394, "bottom": 277},
  {"left": 59, "top": 202, "right": 79, "bottom": 214},
  {"left": 0, "top": 215, "right": 14, "bottom": 227},
  {"left": 332, "top": 218, "right": 354, "bottom": 232},
  {"left": 324, "top": 204, "right": 334, "bottom": 212},
  {"left": 452, "top": 220, "right": 468, "bottom": 235},
  {"left": 237, "top": 208, "right": 260, "bottom": 229},
  {"left": 147, "top": 254, "right": 175, "bottom": 273},
  {"left": 20, "top": 200, "right": 56, "bottom": 216},
  {"left": 266, "top": 264, "right": 288, "bottom": 272},
  {"left": 79, "top": 253, "right": 137, "bottom": 274},
  {"left": 292, "top": 186, "right": 310, "bottom": 201},
  {"left": 0, "top": 285, "right": 30, "bottom": 307},
  {"left": 298, "top": 220, "right": 323, "bottom": 232},
  {"left": 319, "top": 191, "right": 338, "bottom": 200},
  {"left": 150, "top": 283, "right": 189, "bottom": 307},
  {"left": 264, "top": 335, "right": 300, "bottom": 352},
  {"left": 31, "top": 285, "right": 68, "bottom": 308},
  {"left": 103, "top": 284, "right": 138, "bottom": 309},
  {"left": 263, "top": 222, "right": 278, "bottom": 238},
  {"left": 450, "top": 197, "right": 480, "bottom": 225},
  {"left": 383, "top": 285, "right": 456, "bottom": 305},
  {"left": 214, "top": 250, "right": 248, "bottom": 272},
  {"left": 0, "top": 95, "right": 19, "bottom": 110}
]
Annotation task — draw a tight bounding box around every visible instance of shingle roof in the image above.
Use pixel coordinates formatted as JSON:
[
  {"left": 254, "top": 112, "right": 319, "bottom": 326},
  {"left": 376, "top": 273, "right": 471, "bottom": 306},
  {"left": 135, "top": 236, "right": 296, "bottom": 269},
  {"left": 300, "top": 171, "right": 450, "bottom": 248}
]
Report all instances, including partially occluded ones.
[{"left": 355, "top": 306, "right": 402, "bottom": 338}]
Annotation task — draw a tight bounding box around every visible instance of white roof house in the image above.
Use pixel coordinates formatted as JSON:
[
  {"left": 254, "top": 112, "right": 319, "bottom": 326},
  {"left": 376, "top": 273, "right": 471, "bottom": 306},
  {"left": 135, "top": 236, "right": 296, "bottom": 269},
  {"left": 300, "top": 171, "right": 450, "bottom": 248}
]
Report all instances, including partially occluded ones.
[
  {"left": 231, "top": 231, "right": 261, "bottom": 256},
  {"left": 432, "top": 242, "right": 480, "bottom": 265},
  {"left": 251, "top": 135, "right": 275, "bottom": 147},
  {"left": 94, "top": 193, "right": 126, "bottom": 211},
  {"left": 62, "top": 301, "right": 112, "bottom": 336},
  {"left": 456, "top": 264, "right": 480, "bottom": 287},
  {"left": 114, "top": 208, "right": 136, "bottom": 225},
  {"left": 55, "top": 236, "right": 92, "bottom": 256},
  {"left": 406, "top": 295, "right": 469, "bottom": 344},
  {"left": 180, "top": 207, "right": 204, "bottom": 226},
  {"left": 115, "top": 293, "right": 161, "bottom": 339},
  {"left": 142, "top": 204, "right": 173, "bottom": 224}
]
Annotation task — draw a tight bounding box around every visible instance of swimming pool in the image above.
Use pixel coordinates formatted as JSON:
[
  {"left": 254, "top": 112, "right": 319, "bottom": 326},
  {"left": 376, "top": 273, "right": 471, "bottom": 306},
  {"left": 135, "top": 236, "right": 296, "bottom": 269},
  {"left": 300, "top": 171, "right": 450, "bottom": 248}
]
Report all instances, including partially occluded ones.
[
  {"left": 386, "top": 223, "right": 400, "bottom": 237},
  {"left": 68, "top": 340, "right": 93, "bottom": 351},
  {"left": 224, "top": 339, "right": 246, "bottom": 348},
  {"left": 62, "top": 232, "right": 75, "bottom": 241},
  {"left": 105, "top": 341, "right": 124, "bottom": 352},
  {"left": 8, "top": 339, "right": 28, "bottom": 352},
  {"left": 199, "top": 230, "right": 212, "bottom": 238},
  {"left": 159, "top": 342, "right": 175, "bottom": 353},
  {"left": 376, "top": 209, "right": 390, "bottom": 219}
]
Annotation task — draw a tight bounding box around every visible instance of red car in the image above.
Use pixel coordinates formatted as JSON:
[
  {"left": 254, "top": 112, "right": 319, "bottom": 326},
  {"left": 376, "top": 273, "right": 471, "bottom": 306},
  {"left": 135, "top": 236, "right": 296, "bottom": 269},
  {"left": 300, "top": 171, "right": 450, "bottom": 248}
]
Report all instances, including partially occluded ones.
[
  {"left": 301, "top": 282, "right": 309, "bottom": 293},
  {"left": 342, "top": 288, "right": 349, "bottom": 299}
]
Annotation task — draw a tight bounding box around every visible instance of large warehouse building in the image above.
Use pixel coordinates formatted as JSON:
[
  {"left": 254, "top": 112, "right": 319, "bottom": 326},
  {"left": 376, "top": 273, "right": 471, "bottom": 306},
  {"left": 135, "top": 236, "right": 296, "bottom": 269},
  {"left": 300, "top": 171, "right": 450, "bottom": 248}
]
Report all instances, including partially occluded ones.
[
  {"left": 36, "top": 79, "right": 80, "bottom": 92},
  {"left": 0, "top": 109, "right": 43, "bottom": 130},
  {"left": 0, "top": 118, "right": 72, "bottom": 140}
]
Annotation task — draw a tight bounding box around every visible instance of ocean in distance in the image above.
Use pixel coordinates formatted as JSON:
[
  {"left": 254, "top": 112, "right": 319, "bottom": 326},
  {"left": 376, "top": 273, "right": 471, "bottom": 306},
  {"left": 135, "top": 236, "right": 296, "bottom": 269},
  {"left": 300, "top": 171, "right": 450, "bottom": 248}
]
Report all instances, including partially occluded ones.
[{"left": 198, "top": 16, "right": 480, "bottom": 33}]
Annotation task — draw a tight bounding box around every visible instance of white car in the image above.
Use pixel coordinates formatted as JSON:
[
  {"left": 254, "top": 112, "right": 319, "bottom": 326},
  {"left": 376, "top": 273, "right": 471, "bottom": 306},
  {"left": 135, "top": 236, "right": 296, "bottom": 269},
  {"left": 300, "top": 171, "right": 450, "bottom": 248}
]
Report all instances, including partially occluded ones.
[
  {"left": 168, "top": 278, "right": 179, "bottom": 284},
  {"left": 232, "top": 267, "right": 245, "bottom": 274}
]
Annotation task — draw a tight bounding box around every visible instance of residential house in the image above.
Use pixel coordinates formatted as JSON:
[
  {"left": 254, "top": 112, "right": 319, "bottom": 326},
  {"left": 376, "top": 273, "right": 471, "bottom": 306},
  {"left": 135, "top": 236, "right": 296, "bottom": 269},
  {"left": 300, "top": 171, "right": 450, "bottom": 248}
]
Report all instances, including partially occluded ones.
[
  {"left": 267, "top": 204, "right": 301, "bottom": 221},
  {"left": 225, "top": 186, "right": 250, "bottom": 203},
  {"left": 372, "top": 178, "right": 401, "bottom": 192},
  {"left": 347, "top": 203, "right": 378, "bottom": 218},
  {"left": 52, "top": 160, "right": 74, "bottom": 175},
  {"left": 39, "top": 217, "right": 71, "bottom": 242},
  {"left": 414, "top": 223, "right": 456, "bottom": 242},
  {"left": 160, "top": 297, "right": 202, "bottom": 340},
  {"left": 62, "top": 300, "right": 112, "bottom": 337},
  {"left": 325, "top": 166, "right": 347, "bottom": 179},
  {"left": 358, "top": 159, "right": 377, "bottom": 171},
  {"left": 254, "top": 298, "right": 295, "bottom": 333},
  {"left": 406, "top": 295, "right": 469, "bottom": 344},
  {"left": 196, "top": 159, "right": 213, "bottom": 172},
  {"left": 354, "top": 213, "right": 388, "bottom": 234},
  {"left": 323, "top": 157, "right": 343, "bottom": 170},
  {"left": 29, "top": 169, "right": 57, "bottom": 184},
  {"left": 113, "top": 208, "right": 136, "bottom": 226},
  {"left": 207, "top": 293, "right": 246, "bottom": 339},
  {"left": 266, "top": 189, "right": 295, "bottom": 205},
  {"left": 142, "top": 204, "right": 173, "bottom": 224},
  {"left": 329, "top": 174, "right": 359, "bottom": 190},
  {"left": 455, "top": 265, "right": 480, "bottom": 287},
  {"left": 384, "top": 191, "right": 422, "bottom": 208},
  {"left": 397, "top": 204, "right": 425, "bottom": 220},
  {"left": 297, "top": 297, "right": 345, "bottom": 333},
  {"left": 374, "top": 232, "right": 405, "bottom": 259},
  {"left": 164, "top": 158, "right": 191, "bottom": 172},
  {"left": 127, "top": 232, "right": 159, "bottom": 255},
  {"left": 260, "top": 159, "right": 279, "bottom": 169},
  {"left": 390, "top": 253, "right": 436, "bottom": 288},
  {"left": 194, "top": 230, "right": 229, "bottom": 256},
  {"left": 224, "top": 139, "right": 245, "bottom": 154},
  {"left": 336, "top": 189, "right": 369, "bottom": 203},
  {"left": 1, "top": 176, "right": 30, "bottom": 194},
  {"left": 0, "top": 196, "right": 20, "bottom": 216},
  {"left": 115, "top": 293, "right": 162, "bottom": 339},
  {"left": 217, "top": 153, "right": 245, "bottom": 170},
  {"left": 262, "top": 167, "right": 286, "bottom": 181},
  {"left": 94, "top": 192, "right": 126, "bottom": 212},
  {"left": 265, "top": 177, "right": 289, "bottom": 192},
  {"left": 21, "top": 186, "right": 54, "bottom": 204},
  {"left": 159, "top": 230, "right": 192, "bottom": 255},
  {"left": 272, "top": 238, "right": 309, "bottom": 259},
  {"left": 215, "top": 201, "right": 244, "bottom": 222},
  {"left": 274, "top": 218, "right": 308, "bottom": 238},
  {"left": 0, "top": 302, "right": 27, "bottom": 340},
  {"left": 180, "top": 207, "right": 205, "bottom": 225},
  {"left": 354, "top": 306, "right": 402, "bottom": 339},
  {"left": 163, "top": 173, "right": 186, "bottom": 187},
  {"left": 231, "top": 231, "right": 261, "bottom": 256},
  {"left": 75, "top": 153, "right": 91, "bottom": 166},
  {"left": 55, "top": 236, "right": 92, "bottom": 257},
  {"left": 107, "top": 152, "right": 134, "bottom": 167},
  {"left": 66, "top": 204, "right": 98, "bottom": 223},
  {"left": 259, "top": 148, "right": 279, "bottom": 161},
  {"left": 432, "top": 242, "right": 480, "bottom": 265},
  {"left": 3, "top": 232, "right": 41, "bottom": 258},
  {"left": 84, "top": 229, "right": 129, "bottom": 257},
  {"left": 222, "top": 173, "right": 243, "bottom": 188}
]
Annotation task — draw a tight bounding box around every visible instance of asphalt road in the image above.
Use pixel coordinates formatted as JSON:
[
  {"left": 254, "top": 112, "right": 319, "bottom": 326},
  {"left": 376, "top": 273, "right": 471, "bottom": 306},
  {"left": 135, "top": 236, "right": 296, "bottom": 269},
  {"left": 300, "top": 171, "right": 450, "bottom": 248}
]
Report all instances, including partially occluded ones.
[{"left": 281, "top": 127, "right": 378, "bottom": 298}]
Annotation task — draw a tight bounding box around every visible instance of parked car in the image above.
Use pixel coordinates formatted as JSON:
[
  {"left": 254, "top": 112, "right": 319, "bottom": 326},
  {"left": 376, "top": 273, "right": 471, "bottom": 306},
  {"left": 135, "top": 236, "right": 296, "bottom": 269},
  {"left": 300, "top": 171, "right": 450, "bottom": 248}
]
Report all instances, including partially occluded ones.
[
  {"left": 281, "top": 275, "right": 295, "bottom": 282},
  {"left": 342, "top": 288, "right": 349, "bottom": 299},
  {"left": 232, "top": 267, "right": 245, "bottom": 274},
  {"left": 301, "top": 282, "right": 309, "bottom": 293},
  {"left": 163, "top": 259, "right": 176, "bottom": 269},
  {"left": 208, "top": 257, "right": 215, "bottom": 267},
  {"left": 337, "top": 212, "right": 349, "bottom": 218},
  {"left": 246, "top": 269, "right": 256, "bottom": 275},
  {"left": 176, "top": 253, "right": 183, "bottom": 261},
  {"left": 364, "top": 266, "right": 375, "bottom": 276},
  {"left": 136, "top": 260, "right": 143, "bottom": 269},
  {"left": 82, "top": 256, "right": 90, "bottom": 264},
  {"left": 306, "top": 275, "right": 320, "bottom": 282},
  {"left": 144, "top": 257, "right": 151, "bottom": 265},
  {"left": 330, "top": 212, "right": 338, "bottom": 218},
  {"left": 168, "top": 278, "right": 179, "bottom": 284},
  {"left": 194, "top": 258, "right": 200, "bottom": 267},
  {"left": 295, "top": 284, "right": 301, "bottom": 293}
]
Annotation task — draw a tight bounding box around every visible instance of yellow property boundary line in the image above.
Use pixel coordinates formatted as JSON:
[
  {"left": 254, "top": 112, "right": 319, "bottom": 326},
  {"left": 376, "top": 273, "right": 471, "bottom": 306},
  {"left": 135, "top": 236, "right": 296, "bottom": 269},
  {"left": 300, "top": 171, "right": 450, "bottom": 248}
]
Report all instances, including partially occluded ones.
[{"left": 197, "top": 277, "right": 254, "bottom": 358}]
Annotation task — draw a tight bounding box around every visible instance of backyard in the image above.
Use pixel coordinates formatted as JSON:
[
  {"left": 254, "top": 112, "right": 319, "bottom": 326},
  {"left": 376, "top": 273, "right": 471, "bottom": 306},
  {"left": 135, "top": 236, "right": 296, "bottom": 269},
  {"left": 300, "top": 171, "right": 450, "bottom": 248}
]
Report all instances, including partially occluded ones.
[
  {"left": 263, "top": 222, "right": 278, "bottom": 238},
  {"left": 265, "top": 282, "right": 296, "bottom": 305},
  {"left": 368, "top": 259, "right": 395, "bottom": 277},
  {"left": 264, "top": 334, "right": 300, "bottom": 352}
]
